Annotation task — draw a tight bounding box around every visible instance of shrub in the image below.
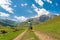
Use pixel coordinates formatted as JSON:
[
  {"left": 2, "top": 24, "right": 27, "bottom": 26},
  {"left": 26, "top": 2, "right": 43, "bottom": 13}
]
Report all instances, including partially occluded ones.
[{"left": 0, "top": 30, "right": 7, "bottom": 34}]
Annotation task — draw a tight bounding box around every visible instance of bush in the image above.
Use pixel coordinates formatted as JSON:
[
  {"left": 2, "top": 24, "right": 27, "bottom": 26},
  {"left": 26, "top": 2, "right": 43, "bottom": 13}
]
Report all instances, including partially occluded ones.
[{"left": 0, "top": 30, "right": 7, "bottom": 34}]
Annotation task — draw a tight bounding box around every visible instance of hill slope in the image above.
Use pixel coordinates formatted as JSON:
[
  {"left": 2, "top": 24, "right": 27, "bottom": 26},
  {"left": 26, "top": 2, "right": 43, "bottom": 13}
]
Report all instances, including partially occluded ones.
[
  {"left": 34, "top": 16, "right": 60, "bottom": 40},
  {"left": 0, "top": 18, "right": 18, "bottom": 27},
  {"left": 0, "top": 25, "right": 26, "bottom": 40}
]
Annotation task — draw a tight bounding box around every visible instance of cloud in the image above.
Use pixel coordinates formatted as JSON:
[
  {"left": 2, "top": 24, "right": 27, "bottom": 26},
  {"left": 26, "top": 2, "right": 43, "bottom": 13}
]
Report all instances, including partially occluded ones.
[
  {"left": 56, "top": 3, "right": 58, "bottom": 6},
  {"left": 54, "top": 13, "right": 60, "bottom": 16},
  {"left": 14, "top": 5, "right": 17, "bottom": 7},
  {"left": 27, "top": 10, "right": 33, "bottom": 13},
  {"left": 35, "top": 0, "right": 44, "bottom": 6},
  {"left": 21, "top": 3, "right": 28, "bottom": 7},
  {"left": 0, "top": 0, "right": 14, "bottom": 13},
  {"left": 46, "top": 0, "right": 52, "bottom": 4},
  {"left": 0, "top": 12, "right": 10, "bottom": 17},
  {"left": 14, "top": 16, "right": 28, "bottom": 22},
  {"left": 32, "top": 4, "right": 50, "bottom": 17}
]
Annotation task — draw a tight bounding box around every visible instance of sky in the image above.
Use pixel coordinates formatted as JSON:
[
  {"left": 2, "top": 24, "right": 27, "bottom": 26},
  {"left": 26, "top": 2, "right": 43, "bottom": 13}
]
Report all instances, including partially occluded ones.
[{"left": 0, "top": 0, "right": 60, "bottom": 22}]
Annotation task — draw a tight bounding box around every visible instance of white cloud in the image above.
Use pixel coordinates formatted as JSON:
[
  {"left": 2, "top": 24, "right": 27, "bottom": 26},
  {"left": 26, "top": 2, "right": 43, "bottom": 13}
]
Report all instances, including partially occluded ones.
[
  {"left": 27, "top": 10, "right": 33, "bottom": 13},
  {"left": 56, "top": 3, "right": 58, "bottom": 6},
  {"left": 32, "top": 4, "right": 50, "bottom": 17},
  {"left": 21, "top": 3, "right": 28, "bottom": 7},
  {"left": 55, "top": 13, "right": 60, "bottom": 16},
  {"left": 0, "top": 0, "right": 13, "bottom": 13},
  {"left": 32, "top": 4, "right": 38, "bottom": 9},
  {"left": 0, "top": 12, "right": 10, "bottom": 17},
  {"left": 35, "top": 0, "right": 44, "bottom": 6},
  {"left": 46, "top": 0, "right": 52, "bottom": 4},
  {"left": 14, "top": 5, "right": 17, "bottom": 7},
  {"left": 14, "top": 16, "right": 28, "bottom": 22}
]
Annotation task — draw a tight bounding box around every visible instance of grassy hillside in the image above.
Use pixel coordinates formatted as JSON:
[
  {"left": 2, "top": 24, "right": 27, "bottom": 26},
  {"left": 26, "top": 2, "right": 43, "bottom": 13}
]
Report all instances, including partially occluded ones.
[
  {"left": 0, "top": 25, "right": 26, "bottom": 40},
  {"left": 34, "top": 16, "right": 60, "bottom": 40}
]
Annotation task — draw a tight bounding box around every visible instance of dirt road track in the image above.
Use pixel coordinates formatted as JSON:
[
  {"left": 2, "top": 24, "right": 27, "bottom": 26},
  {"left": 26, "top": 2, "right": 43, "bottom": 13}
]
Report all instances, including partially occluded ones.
[
  {"left": 13, "top": 30, "right": 27, "bottom": 40},
  {"left": 13, "top": 30, "right": 57, "bottom": 40},
  {"left": 34, "top": 31, "right": 57, "bottom": 40}
]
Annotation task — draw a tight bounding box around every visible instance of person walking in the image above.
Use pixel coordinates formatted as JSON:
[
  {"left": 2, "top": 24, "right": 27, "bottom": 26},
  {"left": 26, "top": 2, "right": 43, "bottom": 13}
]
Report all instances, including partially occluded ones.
[{"left": 28, "top": 20, "right": 33, "bottom": 30}]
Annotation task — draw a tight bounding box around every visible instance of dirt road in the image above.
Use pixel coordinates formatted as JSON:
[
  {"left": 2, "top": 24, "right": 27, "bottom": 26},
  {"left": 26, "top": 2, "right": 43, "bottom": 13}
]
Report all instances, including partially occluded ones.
[
  {"left": 13, "top": 30, "right": 27, "bottom": 40},
  {"left": 13, "top": 30, "right": 57, "bottom": 40},
  {"left": 34, "top": 30, "right": 57, "bottom": 40}
]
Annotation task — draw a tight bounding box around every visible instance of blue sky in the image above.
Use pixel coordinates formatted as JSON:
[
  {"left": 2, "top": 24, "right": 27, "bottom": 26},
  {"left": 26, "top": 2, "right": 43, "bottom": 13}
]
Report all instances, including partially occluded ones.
[{"left": 0, "top": 0, "right": 60, "bottom": 22}]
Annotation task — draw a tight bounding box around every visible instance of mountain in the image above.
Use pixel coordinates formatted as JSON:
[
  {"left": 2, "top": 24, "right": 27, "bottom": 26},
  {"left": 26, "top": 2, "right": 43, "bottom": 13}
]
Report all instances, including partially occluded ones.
[
  {"left": 26, "top": 14, "right": 60, "bottom": 25},
  {"left": 39, "top": 15, "right": 50, "bottom": 22},
  {"left": 0, "top": 13, "right": 59, "bottom": 27},
  {"left": 0, "top": 18, "right": 18, "bottom": 27},
  {"left": 38, "top": 14, "right": 58, "bottom": 22}
]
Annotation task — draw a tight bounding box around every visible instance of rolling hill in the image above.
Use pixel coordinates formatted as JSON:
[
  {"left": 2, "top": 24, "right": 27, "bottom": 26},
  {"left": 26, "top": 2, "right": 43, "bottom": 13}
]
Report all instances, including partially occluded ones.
[{"left": 34, "top": 16, "right": 60, "bottom": 40}]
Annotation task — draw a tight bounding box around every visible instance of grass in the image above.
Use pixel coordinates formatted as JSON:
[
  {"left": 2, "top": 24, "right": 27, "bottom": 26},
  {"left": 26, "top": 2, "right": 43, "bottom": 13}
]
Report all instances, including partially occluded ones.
[
  {"left": 21, "top": 30, "right": 39, "bottom": 40},
  {"left": 33, "top": 16, "right": 60, "bottom": 40},
  {"left": 0, "top": 30, "right": 24, "bottom": 40},
  {"left": 0, "top": 25, "right": 26, "bottom": 40}
]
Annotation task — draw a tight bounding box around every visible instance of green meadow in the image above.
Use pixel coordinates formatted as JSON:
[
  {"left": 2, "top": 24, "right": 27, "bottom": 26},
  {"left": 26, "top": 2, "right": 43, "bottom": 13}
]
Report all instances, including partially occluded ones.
[{"left": 0, "top": 26, "right": 25, "bottom": 40}]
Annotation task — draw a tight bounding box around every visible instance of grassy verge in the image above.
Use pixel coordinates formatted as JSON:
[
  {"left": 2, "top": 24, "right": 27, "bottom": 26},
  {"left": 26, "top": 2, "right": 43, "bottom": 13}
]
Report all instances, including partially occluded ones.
[
  {"left": 21, "top": 30, "right": 39, "bottom": 40},
  {"left": 0, "top": 26, "right": 26, "bottom": 40},
  {"left": 0, "top": 30, "right": 24, "bottom": 40}
]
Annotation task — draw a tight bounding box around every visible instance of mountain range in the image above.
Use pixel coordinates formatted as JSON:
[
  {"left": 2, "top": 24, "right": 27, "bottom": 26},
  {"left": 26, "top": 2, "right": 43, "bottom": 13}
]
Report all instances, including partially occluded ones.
[
  {"left": 0, "top": 13, "right": 60, "bottom": 27},
  {"left": 27, "top": 13, "right": 60, "bottom": 25}
]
